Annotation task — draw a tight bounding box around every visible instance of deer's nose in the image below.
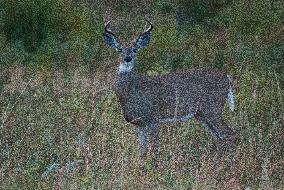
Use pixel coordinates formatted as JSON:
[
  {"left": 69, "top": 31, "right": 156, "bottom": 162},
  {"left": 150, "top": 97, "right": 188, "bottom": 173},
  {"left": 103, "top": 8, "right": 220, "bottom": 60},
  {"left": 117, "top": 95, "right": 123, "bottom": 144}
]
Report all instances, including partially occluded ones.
[{"left": 124, "top": 57, "right": 132, "bottom": 63}]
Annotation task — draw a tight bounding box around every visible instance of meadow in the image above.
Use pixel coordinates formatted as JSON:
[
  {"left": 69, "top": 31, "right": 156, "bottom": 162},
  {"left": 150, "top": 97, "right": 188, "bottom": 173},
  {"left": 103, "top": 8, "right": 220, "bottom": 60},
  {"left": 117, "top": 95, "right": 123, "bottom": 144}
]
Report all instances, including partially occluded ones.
[{"left": 0, "top": 0, "right": 283, "bottom": 189}]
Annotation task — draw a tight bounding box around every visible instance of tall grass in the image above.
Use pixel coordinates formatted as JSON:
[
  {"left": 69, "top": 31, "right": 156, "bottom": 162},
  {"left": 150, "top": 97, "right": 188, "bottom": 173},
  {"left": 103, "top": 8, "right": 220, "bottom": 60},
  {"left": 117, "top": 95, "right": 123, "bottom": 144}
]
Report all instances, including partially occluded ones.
[{"left": 0, "top": 0, "right": 283, "bottom": 189}]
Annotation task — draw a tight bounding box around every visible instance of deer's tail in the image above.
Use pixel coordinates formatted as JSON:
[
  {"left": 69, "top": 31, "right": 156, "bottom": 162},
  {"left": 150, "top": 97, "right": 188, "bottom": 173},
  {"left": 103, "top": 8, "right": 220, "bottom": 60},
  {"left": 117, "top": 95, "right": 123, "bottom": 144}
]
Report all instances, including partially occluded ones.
[{"left": 227, "top": 75, "right": 235, "bottom": 112}]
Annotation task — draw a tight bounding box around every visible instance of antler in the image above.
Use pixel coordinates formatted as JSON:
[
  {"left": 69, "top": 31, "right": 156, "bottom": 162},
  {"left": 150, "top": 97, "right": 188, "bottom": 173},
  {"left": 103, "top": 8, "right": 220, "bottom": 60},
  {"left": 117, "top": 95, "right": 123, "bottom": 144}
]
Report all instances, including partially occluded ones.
[
  {"left": 143, "top": 15, "right": 153, "bottom": 33},
  {"left": 104, "top": 10, "right": 117, "bottom": 37}
]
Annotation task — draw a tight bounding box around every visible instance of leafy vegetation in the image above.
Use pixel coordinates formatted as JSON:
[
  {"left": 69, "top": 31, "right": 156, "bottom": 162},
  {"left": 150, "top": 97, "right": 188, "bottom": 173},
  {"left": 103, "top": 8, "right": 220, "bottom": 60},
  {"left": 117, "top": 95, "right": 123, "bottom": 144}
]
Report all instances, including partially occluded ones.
[{"left": 0, "top": 0, "right": 283, "bottom": 189}]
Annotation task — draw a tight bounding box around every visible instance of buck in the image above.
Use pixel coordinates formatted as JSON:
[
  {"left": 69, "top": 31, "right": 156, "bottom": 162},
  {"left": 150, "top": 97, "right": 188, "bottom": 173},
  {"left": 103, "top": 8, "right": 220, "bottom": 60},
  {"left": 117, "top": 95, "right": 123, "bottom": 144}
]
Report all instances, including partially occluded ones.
[{"left": 103, "top": 13, "right": 237, "bottom": 171}]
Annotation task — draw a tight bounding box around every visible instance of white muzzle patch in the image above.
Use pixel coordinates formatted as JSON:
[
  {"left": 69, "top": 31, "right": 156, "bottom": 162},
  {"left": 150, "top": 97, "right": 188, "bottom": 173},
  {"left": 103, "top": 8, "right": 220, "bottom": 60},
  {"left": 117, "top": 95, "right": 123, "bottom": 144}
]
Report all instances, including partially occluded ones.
[{"left": 118, "top": 61, "right": 134, "bottom": 74}]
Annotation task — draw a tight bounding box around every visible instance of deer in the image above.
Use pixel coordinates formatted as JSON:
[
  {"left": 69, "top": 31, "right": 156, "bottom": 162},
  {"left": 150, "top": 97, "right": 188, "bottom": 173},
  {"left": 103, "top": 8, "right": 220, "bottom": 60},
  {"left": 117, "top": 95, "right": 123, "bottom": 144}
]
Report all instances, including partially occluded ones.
[{"left": 103, "top": 12, "right": 237, "bottom": 172}]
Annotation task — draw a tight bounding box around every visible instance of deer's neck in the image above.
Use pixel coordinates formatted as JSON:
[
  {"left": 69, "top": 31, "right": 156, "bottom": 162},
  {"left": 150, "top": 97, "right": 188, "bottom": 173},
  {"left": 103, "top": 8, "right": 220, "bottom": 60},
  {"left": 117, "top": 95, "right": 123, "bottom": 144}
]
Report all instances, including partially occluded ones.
[{"left": 115, "top": 66, "right": 136, "bottom": 97}]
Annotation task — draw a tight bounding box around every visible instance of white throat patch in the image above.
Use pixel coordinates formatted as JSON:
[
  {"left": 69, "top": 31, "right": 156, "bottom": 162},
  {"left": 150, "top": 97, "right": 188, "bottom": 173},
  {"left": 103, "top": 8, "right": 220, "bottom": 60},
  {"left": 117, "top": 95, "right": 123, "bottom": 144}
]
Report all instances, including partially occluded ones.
[{"left": 118, "top": 62, "right": 134, "bottom": 74}]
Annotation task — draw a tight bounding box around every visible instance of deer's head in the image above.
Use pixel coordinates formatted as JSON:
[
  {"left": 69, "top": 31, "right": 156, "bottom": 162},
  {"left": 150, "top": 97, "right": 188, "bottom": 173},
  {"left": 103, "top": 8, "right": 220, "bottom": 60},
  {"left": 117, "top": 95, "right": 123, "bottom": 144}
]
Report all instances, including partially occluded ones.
[{"left": 103, "top": 12, "right": 153, "bottom": 74}]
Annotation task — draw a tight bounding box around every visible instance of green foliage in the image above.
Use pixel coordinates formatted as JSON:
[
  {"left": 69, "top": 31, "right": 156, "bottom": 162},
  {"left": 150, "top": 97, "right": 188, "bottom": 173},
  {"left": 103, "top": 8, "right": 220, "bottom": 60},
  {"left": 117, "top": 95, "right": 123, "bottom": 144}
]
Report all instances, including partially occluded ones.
[
  {"left": 155, "top": 0, "right": 175, "bottom": 14},
  {"left": 2, "top": 0, "right": 101, "bottom": 55},
  {"left": 2, "top": 0, "right": 50, "bottom": 52},
  {"left": 215, "top": 0, "right": 282, "bottom": 37},
  {"left": 137, "top": 17, "right": 182, "bottom": 73},
  {"left": 178, "top": 0, "right": 232, "bottom": 23},
  {"left": 0, "top": 0, "right": 283, "bottom": 189}
]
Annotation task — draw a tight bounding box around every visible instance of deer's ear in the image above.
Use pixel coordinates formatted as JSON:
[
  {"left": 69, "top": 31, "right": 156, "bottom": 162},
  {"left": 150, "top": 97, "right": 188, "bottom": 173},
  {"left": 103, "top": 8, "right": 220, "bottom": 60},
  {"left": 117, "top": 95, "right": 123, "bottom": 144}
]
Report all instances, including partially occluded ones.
[
  {"left": 135, "top": 31, "right": 151, "bottom": 49},
  {"left": 103, "top": 32, "right": 122, "bottom": 52}
]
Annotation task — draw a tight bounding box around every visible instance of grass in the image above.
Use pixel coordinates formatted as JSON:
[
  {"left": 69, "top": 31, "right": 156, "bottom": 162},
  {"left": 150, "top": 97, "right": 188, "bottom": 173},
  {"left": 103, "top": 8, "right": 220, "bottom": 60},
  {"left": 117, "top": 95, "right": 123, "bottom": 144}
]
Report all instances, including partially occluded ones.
[{"left": 0, "top": 0, "right": 283, "bottom": 189}]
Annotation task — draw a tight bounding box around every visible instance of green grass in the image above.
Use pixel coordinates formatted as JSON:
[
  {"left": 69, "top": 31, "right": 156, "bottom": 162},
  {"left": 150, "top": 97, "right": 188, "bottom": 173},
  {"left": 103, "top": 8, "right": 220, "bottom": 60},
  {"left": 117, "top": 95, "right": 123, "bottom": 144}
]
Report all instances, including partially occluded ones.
[{"left": 0, "top": 0, "right": 283, "bottom": 189}]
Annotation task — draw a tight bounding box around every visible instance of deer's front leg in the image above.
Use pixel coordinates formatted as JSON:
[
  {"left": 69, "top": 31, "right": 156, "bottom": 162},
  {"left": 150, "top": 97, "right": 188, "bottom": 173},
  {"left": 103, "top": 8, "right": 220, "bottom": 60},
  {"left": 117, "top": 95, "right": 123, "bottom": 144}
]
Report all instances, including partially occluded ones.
[
  {"left": 135, "top": 126, "right": 148, "bottom": 171},
  {"left": 150, "top": 124, "right": 160, "bottom": 169}
]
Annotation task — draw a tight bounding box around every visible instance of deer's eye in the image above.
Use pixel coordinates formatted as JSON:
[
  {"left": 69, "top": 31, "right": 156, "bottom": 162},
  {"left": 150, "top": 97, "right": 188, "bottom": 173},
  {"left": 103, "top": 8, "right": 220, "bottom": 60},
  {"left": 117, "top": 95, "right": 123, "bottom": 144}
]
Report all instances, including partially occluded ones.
[
  {"left": 132, "top": 48, "right": 138, "bottom": 53},
  {"left": 117, "top": 48, "right": 122, "bottom": 53}
]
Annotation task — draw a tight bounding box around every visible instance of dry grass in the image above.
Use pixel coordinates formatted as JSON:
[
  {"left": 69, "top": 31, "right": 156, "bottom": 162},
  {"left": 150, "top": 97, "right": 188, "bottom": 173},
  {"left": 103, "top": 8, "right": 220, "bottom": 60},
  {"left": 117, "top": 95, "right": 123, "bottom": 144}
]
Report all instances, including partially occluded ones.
[
  {"left": 0, "top": 63, "right": 283, "bottom": 189},
  {"left": 0, "top": 0, "right": 283, "bottom": 189}
]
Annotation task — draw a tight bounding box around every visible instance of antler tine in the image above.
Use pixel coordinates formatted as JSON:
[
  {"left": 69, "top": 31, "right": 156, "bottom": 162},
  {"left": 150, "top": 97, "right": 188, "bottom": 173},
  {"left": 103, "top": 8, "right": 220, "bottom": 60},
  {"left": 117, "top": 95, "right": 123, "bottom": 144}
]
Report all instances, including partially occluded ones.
[
  {"left": 104, "top": 10, "right": 117, "bottom": 37},
  {"left": 104, "top": 9, "right": 112, "bottom": 24},
  {"left": 143, "top": 15, "right": 153, "bottom": 33}
]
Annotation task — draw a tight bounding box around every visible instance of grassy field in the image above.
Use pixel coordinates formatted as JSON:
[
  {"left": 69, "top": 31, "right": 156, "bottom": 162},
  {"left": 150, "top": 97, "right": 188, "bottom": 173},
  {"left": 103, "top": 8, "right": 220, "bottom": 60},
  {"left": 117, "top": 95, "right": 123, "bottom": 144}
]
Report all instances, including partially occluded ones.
[{"left": 0, "top": 0, "right": 283, "bottom": 189}]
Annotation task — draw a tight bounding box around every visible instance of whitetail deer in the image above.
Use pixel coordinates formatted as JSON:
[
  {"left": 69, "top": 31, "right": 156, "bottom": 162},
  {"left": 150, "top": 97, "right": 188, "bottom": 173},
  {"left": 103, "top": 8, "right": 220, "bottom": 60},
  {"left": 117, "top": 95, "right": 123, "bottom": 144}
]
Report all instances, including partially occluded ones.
[{"left": 103, "top": 12, "right": 237, "bottom": 171}]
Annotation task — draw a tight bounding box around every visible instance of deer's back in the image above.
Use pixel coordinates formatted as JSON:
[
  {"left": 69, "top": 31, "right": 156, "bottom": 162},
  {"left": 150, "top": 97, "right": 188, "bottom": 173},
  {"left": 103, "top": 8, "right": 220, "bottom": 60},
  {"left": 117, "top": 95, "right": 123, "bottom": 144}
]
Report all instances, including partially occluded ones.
[{"left": 119, "top": 69, "right": 229, "bottom": 125}]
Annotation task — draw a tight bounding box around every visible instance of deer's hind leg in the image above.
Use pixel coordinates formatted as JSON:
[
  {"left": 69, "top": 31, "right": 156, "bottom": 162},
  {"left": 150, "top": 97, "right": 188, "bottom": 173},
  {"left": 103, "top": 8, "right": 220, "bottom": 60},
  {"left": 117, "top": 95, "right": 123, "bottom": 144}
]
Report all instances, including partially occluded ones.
[
  {"left": 194, "top": 111, "right": 223, "bottom": 163},
  {"left": 195, "top": 111, "right": 237, "bottom": 166},
  {"left": 207, "top": 116, "right": 237, "bottom": 167}
]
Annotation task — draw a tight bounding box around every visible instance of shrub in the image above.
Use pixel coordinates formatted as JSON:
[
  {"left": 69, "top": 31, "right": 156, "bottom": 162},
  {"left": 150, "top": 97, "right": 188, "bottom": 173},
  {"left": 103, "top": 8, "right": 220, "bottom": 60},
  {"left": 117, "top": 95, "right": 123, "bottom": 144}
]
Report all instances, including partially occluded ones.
[
  {"left": 1, "top": 0, "right": 99, "bottom": 53},
  {"left": 177, "top": 0, "right": 232, "bottom": 24}
]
